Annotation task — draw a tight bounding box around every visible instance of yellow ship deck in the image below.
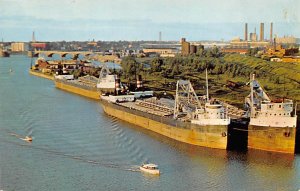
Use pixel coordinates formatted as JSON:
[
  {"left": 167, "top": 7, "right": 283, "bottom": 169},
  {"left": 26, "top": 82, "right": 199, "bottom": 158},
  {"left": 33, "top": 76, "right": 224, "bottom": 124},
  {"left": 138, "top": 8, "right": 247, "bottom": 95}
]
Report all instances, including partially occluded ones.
[
  {"left": 29, "top": 70, "right": 54, "bottom": 80},
  {"left": 55, "top": 80, "right": 101, "bottom": 100}
]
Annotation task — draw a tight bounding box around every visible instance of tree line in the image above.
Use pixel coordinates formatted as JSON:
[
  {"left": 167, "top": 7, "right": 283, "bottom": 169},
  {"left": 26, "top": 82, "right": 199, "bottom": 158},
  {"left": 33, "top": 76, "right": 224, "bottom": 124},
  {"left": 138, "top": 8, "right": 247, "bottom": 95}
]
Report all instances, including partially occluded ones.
[{"left": 120, "top": 47, "right": 281, "bottom": 83}]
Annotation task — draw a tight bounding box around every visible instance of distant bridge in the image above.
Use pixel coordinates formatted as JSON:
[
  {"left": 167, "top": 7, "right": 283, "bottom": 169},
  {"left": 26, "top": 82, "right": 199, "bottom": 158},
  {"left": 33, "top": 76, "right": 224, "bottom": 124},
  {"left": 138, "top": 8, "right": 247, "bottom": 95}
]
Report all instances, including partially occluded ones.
[{"left": 30, "top": 50, "right": 101, "bottom": 59}]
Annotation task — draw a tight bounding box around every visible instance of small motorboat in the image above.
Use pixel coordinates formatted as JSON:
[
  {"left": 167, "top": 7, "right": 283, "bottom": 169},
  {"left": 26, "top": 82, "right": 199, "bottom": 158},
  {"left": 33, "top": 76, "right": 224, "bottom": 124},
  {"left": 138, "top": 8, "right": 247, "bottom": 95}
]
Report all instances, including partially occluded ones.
[
  {"left": 139, "top": 163, "right": 160, "bottom": 175},
  {"left": 22, "top": 136, "right": 33, "bottom": 142}
]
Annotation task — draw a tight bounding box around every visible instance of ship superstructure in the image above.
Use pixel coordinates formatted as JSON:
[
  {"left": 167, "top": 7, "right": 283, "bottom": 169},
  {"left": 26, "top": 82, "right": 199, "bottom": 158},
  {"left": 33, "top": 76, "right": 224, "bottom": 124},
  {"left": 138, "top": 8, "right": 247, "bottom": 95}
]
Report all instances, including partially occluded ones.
[
  {"left": 174, "top": 80, "right": 230, "bottom": 126},
  {"left": 245, "top": 74, "right": 297, "bottom": 153},
  {"left": 97, "top": 64, "right": 118, "bottom": 93}
]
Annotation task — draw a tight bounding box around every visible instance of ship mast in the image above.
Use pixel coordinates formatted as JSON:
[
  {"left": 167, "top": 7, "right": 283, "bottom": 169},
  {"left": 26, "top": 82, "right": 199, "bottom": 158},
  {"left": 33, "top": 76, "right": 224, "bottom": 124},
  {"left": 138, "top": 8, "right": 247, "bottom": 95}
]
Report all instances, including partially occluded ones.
[
  {"left": 250, "top": 74, "right": 255, "bottom": 117},
  {"left": 174, "top": 80, "right": 202, "bottom": 119},
  {"left": 206, "top": 68, "right": 209, "bottom": 102}
]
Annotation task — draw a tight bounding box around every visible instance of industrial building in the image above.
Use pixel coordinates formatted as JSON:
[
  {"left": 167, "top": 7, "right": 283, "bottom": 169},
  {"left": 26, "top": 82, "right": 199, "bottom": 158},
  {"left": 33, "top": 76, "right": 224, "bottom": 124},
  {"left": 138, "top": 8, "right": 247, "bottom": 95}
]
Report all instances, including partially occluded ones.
[
  {"left": 30, "top": 31, "right": 48, "bottom": 50},
  {"left": 142, "top": 47, "right": 178, "bottom": 57},
  {"left": 222, "top": 22, "right": 274, "bottom": 54},
  {"left": 181, "top": 38, "right": 190, "bottom": 56},
  {"left": 30, "top": 42, "right": 48, "bottom": 50},
  {"left": 181, "top": 38, "right": 204, "bottom": 56},
  {"left": 141, "top": 43, "right": 180, "bottom": 57},
  {"left": 11, "top": 42, "right": 29, "bottom": 52},
  {"left": 265, "top": 44, "right": 299, "bottom": 58},
  {"left": 275, "top": 36, "right": 297, "bottom": 44}
]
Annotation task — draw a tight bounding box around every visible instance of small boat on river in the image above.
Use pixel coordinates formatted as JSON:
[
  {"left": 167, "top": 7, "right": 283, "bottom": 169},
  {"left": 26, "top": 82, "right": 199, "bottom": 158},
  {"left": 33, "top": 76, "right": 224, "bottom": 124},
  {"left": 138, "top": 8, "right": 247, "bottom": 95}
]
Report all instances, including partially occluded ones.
[
  {"left": 139, "top": 163, "right": 160, "bottom": 175},
  {"left": 21, "top": 136, "right": 33, "bottom": 142}
]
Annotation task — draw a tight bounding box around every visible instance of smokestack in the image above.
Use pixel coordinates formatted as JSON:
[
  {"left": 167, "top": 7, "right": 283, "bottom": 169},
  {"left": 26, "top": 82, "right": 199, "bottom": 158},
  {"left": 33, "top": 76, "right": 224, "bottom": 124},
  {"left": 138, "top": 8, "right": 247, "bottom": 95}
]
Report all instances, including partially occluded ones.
[
  {"left": 260, "top": 23, "right": 264, "bottom": 41},
  {"left": 136, "top": 75, "right": 143, "bottom": 89},
  {"left": 115, "top": 76, "right": 121, "bottom": 95},
  {"left": 32, "top": 31, "right": 36, "bottom": 42},
  {"left": 245, "top": 23, "right": 248, "bottom": 41},
  {"left": 270, "top": 22, "right": 273, "bottom": 42},
  {"left": 159, "top": 31, "right": 162, "bottom": 41}
]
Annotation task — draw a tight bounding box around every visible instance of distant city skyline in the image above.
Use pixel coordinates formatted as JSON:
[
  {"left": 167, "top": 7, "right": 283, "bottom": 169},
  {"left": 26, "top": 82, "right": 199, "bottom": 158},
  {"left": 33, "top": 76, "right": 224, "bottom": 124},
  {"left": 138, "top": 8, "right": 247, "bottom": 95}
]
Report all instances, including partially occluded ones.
[{"left": 0, "top": 0, "right": 299, "bottom": 41}]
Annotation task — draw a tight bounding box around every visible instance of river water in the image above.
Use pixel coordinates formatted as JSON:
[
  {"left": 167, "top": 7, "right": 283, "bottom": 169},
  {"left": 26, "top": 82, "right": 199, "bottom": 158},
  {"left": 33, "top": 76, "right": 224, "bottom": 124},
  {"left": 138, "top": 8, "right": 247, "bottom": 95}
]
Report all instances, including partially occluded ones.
[{"left": 0, "top": 55, "right": 299, "bottom": 191}]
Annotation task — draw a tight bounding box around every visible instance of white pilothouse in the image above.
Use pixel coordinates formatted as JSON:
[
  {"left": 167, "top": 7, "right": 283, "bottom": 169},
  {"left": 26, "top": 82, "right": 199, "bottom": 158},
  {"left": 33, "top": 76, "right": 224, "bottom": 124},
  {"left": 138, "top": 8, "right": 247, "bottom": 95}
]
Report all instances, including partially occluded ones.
[
  {"left": 245, "top": 74, "right": 297, "bottom": 128},
  {"left": 97, "top": 65, "right": 117, "bottom": 92},
  {"left": 192, "top": 101, "right": 230, "bottom": 126}
]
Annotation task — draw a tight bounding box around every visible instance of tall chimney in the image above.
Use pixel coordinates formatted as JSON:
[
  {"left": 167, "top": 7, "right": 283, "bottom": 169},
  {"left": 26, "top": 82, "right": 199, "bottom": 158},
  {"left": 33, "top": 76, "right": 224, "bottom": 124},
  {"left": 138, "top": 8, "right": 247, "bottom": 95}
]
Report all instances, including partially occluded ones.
[
  {"left": 159, "top": 31, "right": 162, "bottom": 41},
  {"left": 260, "top": 23, "right": 264, "bottom": 41},
  {"left": 32, "top": 31, "right": 36, "bottom": 42},
  {"left": 136, "top": 75, "right": 143, "bottom": 90},
  {"left": 115, "top": 76, "right": 121, "bottom": 95},
  {"left": 270, "top": 22, "right": 273, "bottom": 42},
  {"left": 245, "top": 23, "right": 248, "bottom": 41}
]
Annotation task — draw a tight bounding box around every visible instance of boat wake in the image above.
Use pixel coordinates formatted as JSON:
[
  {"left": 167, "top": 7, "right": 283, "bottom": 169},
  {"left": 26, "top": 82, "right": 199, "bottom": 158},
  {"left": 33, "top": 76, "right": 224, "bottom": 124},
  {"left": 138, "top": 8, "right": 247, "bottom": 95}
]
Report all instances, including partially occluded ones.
[
  {"left": 109, "top": 116, "right": 149, "bottom": 164},
  {"left": 1, "top": 135, "right": 141, "bottom": 173}
]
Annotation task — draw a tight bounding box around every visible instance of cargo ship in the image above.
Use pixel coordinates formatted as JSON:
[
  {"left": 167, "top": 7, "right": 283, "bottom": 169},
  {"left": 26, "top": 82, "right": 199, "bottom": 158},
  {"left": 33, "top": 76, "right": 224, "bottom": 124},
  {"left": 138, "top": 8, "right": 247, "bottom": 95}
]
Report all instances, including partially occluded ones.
[
  {"left": 54, "top": 64, "right": 105, "bottom": 100},
  {"left": 100, "top": 69, "right": 232, "bottom": 150},
  {"left": 245, "top": 74, "right": 297, "bottom": 153},
  {"left": 54, "top": 64, "right": 154, "bottom": 100},
  {"left": 55, "top": 75, "right": 101, "bottom": 100},
  {"left": 0, "top": 49, "right": 10, "bottom": 57}
]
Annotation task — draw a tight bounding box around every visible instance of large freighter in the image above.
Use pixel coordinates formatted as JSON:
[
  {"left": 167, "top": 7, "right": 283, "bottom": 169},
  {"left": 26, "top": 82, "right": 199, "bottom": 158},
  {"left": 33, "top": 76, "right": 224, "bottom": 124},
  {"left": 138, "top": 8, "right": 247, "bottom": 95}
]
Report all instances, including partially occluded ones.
[
  {"left": 100, "top": 70, "right": 232, "bottom": 150},
  {"left": 54, "top": 65, "right": 116, "bottom": 100},
  {"left": 55, "top": 75, "right": 101, "bottom": 100},
  {"left": 245, "top": 74, "right": 297, "bottom": 153}
]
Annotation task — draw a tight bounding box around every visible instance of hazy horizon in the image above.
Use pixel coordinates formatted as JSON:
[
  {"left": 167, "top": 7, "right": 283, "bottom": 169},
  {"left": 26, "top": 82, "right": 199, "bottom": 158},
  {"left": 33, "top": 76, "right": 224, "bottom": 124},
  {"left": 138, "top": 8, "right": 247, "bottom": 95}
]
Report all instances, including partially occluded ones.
[{"left": 1, "top": 0, "right": 299, "bottom": 42}]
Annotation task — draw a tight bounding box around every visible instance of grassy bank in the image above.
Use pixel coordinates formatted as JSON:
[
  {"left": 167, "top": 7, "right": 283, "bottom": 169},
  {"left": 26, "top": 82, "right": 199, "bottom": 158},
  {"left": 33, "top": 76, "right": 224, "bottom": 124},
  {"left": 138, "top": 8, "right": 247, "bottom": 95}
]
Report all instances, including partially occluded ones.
[{"left": 123, "top": 54, "right": 300, "bottom": 109}]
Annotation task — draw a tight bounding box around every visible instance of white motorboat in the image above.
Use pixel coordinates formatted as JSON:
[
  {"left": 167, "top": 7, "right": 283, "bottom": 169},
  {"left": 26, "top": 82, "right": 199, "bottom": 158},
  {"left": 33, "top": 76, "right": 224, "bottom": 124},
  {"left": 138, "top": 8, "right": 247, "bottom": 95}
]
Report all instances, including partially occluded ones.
[
  {"left": 21, "top": 136, "right": 33, "bottom": 142},
  {"left": 139, "top": 163, "right": 160, "bottom": 175}
]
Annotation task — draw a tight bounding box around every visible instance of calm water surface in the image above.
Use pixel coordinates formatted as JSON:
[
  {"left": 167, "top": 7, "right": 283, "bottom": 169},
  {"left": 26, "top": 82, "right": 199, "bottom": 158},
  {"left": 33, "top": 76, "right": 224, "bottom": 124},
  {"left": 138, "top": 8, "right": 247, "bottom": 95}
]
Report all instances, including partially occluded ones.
[{"left": 0, "top": 55, "right": 299, "bottom": 191}]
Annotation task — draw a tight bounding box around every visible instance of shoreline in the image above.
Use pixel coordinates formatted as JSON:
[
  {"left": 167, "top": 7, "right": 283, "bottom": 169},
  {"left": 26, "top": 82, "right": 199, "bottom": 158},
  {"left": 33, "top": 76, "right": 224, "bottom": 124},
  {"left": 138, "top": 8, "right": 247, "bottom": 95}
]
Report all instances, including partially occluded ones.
[{"left": 29, "top": 69, "right": 54, "bottom": 80}]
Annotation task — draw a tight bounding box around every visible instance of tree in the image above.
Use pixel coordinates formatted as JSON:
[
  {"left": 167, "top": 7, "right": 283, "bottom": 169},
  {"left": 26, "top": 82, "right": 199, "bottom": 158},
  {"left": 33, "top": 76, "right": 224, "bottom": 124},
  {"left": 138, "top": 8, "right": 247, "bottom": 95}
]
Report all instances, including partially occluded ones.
[
  {"left": 206, "top": 46, "right": 220, "bottom": 58},
  {"left": 196, "top": 48, "right": 206, "bottom": 57},
  {"left": 121, "top": 56, "right": 138, "bottom": 80},
  {"left": 247, "top": 47, "right": 259, "bottom": 56},
  {"left": 171, "top": 62, "right": 180, "bottom": 77},
  {"left": 213, "top": 64, "right": 224, "bottom": 75},
  {"left": 151, "top": 58, "right": 164, "bottom": 72}
]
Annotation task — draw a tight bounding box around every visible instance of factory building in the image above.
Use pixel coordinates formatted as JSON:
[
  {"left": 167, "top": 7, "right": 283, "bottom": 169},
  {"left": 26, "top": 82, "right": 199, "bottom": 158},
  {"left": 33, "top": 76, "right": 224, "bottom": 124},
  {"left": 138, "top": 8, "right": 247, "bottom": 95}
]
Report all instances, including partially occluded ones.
[
  {"left": 181, "top": 38, "right": 204, "bottom": 56},
  {"left": 242, "top": 22, "right": 273, "bottom": 43},
  {"left": 275, "top": 36, "right": 297, "bottom": 44},
  {"left": 141, "top": 43, "right": 180, "bottom": 57},
  {"left": 250, "top": 32, "right": 257, "bottom": 41},
  {"left": 181, "top": 38, "right": 190, "bottom": 56},
  {"left": 11, "top": 42, "right": 29, "bottom": 52},
  {"left": 30, "top": 42, "right": 48, "bottom": 50}
]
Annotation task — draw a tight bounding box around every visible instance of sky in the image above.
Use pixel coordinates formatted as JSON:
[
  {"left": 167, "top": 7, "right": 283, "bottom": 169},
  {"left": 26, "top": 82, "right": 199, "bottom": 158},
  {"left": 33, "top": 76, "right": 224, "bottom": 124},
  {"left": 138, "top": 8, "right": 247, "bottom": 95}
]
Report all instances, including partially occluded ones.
[{"left": 0, "top": 0, "right": 299, "bottom": 41}]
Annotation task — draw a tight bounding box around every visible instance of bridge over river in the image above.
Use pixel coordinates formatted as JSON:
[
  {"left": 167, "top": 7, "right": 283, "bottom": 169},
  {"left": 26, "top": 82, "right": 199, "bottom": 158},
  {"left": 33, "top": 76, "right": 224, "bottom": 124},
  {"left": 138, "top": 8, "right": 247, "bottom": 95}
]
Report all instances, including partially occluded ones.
[
  {"left": 28, "top": 50, "right": 101, "bottom": 59},
  {"left": 28, "top": 50, "right": 121, "bottom": 63}
]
